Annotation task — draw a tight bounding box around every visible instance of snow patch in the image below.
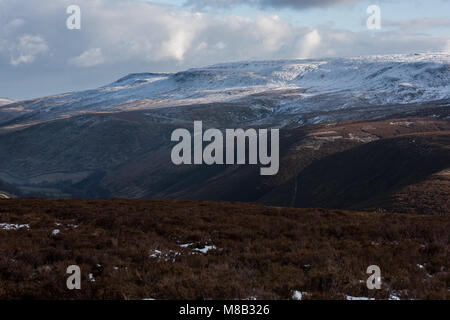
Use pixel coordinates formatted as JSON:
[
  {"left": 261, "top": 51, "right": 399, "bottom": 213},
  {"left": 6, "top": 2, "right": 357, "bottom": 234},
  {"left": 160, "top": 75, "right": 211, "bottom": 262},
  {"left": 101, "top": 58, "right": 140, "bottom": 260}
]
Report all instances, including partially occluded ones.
[
  {"left": 194, "top": 245, "right": 217, "bottom": 254},
  {"left": 346, "top": 295, "right": 375, "bottom": 300},
  {"left": 292, "top": 291, "right": 306, "bottom": 300},
  {"left": 149, "top": 249, "right": 180, "bottom": 262},
  {"left": 0, "top": 223, "right": 30, "bottom": 230}
]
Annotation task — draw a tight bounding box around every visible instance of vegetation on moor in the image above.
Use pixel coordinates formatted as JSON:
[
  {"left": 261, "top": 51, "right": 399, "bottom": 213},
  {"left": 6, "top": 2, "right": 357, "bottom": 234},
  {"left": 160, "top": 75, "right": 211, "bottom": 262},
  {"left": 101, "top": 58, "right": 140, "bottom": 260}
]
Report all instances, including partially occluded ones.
[{"left": 0, "top": 199, "right": 448, "bottom": 300}]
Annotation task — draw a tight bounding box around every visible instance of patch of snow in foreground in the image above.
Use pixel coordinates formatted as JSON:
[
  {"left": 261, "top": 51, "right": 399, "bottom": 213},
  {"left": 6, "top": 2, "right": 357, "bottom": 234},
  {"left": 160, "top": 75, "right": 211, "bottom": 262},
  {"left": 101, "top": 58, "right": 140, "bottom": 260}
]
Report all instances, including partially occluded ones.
[
  {"left": 149, "top": 250, "right": 162, "bottom": 258},
  {"left": 52, "top": 229, "right": 61, "bottom": 235},
  {"left": 88, "top": 273, "right": 95, "bottom": 282},
  {"left": 194, "top": 245, "right": 217, "bottom": 254},
  {"left": 149, "top": 249, "right": 180, "bottom": 262},
  {"left": 389, "top": 295, "right": 401, "bottom": 300},
  {"left": 292, "top": 291, "right": 305, "bottom": 300},
  {"left": 346, "top": 296, "right": 375, "bottom": 301},
  {"left": 0, "top": 223, "right": 30, "bottom": 230}
]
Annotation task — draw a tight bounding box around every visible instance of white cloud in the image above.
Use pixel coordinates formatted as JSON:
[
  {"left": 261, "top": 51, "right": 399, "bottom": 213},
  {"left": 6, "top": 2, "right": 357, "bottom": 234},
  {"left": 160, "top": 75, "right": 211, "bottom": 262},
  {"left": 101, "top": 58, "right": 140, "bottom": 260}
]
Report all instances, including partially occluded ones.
[
  {"left": 445, "top": 40, "right": 450, "bottom": 53},
  {"left": 297, "top": 29, "right": 322, "bottom": 59},
  {"left": 253, "top": 15, "right": 293, "bottom": 52},
  {"left": 185, "top": 0, "right": 359, "bottom": 10},
  {"left": 10, "top": 35, "right": 48, "bottom": 66},
  {"left": 384, "top": 17, "right": 450, "bottom": 30},
  {"left": 5, "top": 19, "right": 26, "bottom": 30},
  {"left": 2, "top": 0, "right": 449, "bottom": 68},
  {"left": 70, "top": 48, "right": 105, "bottom": 67},
  {"left": 0, "top": 0, "right": 449, "bottom": 99},
  {"left": 159, "top": 29, "right": 196, "bottom": 61}
]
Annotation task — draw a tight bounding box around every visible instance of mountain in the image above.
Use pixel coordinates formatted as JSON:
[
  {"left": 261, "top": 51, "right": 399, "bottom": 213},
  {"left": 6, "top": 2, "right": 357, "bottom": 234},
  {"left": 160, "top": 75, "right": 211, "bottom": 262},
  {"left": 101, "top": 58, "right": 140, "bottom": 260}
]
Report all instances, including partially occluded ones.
[
  {"left": 0, "top": 98, "right": 14, "bottom": 106},
  {"left": 0, "top": 179, "right": 20, "bottom": 198},
  {"left": 1, "top": 53, "right": 449, "bottom": 131},
  {"left": 0, "top": 53, "right": 448, "bottom": 213}
]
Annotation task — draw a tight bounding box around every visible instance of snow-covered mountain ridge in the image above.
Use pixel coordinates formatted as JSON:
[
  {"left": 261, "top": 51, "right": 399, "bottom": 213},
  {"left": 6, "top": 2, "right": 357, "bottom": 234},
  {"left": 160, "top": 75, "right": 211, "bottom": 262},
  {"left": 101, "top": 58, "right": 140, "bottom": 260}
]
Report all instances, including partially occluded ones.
[
  {"left": 1, "top": 53, "right": 449, "bottom": 129},
  {"left": 0, "top": 98, "right": 14, "bottom": 107}
]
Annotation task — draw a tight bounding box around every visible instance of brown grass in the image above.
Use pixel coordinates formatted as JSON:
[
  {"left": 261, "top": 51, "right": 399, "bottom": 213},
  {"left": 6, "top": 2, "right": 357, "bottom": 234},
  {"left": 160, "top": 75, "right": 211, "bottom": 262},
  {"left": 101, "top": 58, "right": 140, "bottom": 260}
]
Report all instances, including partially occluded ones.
[{"left": 0, "top": 198, "right": 448, "bottom": 300}]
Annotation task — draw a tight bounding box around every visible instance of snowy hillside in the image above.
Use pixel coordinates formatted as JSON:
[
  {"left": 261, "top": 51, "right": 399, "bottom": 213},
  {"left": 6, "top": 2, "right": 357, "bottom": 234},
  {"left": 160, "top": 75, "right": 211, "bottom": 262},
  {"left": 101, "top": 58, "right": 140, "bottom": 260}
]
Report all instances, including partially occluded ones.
[
  {"left": 0, "top": 53, "right": 449, "bottom": 128},
  {"left": 0, "top": 98, "right": 14, "bottom": 106}
]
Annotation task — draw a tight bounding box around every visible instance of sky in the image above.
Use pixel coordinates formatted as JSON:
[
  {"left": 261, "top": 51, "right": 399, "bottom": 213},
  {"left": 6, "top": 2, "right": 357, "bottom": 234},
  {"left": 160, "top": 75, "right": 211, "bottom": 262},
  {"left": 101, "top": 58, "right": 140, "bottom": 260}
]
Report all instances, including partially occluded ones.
[{"left": 0, "top": 0, "right": 449, "bottom": 100}]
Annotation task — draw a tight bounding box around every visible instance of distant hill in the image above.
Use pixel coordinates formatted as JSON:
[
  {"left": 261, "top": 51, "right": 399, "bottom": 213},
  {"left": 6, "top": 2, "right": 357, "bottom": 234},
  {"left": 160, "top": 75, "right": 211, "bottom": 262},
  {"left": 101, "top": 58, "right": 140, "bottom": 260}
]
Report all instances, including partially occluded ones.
[
  {"left": 0, "top": 53, "right": 448, "bottom": 214},
  {"left": 0, "top": 98, "right": 14, "bottom": 106},
  {"left": 0, "top": 179, "right": 21, "bottom": 198}
]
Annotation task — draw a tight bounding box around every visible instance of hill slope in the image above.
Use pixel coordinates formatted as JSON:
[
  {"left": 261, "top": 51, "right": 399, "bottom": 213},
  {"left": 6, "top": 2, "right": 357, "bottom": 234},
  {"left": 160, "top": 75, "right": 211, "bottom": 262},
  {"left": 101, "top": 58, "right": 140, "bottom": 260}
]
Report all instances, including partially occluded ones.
[
  {"left": 0, "top": 98, "right": 14, "bottom": 107},
  {"left": 1, "top": 53, "right": 449, "bottom": 131}
]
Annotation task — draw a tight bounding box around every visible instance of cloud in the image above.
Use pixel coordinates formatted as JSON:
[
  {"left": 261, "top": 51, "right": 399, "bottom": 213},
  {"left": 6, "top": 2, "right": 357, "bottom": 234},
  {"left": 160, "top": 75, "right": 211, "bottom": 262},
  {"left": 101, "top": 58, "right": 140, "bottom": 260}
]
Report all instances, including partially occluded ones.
[
  {"left": 184, "top": 0, "right": 254, "bottom": 10},
  {"left": 5, "top": 19, "right": 26, "bottom": 30},
  {"left": 9, "top": 35, "right": 48, "bottom": 66},
  {"left": 70, "top": 48, "right": 105, "bottom": 67},
  {"left": 297, "top": 29, "right": 322, "bottom": 58},
  {"left": 184, "top": 0, "right": 359, "bottom": 10},
  {"left": 445, "top": 40, "right": 450, "bottom": 53},
  {"left": 0, "top": 0, "right": 448, "bottom": 100},
  {"left": 384, "top": 17, "right": 450, "bottom": 30}
]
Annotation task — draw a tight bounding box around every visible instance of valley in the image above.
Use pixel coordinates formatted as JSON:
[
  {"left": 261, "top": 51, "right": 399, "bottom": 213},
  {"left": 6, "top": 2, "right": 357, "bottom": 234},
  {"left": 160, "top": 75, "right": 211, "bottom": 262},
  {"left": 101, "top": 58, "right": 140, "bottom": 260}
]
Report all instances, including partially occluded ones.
[{"left": 0, "top": 111, "right": 448, "bottom": 214}]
